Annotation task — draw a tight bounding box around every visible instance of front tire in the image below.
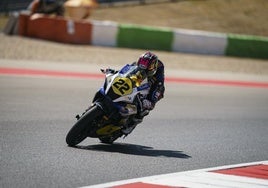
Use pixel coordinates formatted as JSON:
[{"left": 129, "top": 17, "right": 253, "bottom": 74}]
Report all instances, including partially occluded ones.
[{"left": 66, "top": 106, "right": 102, "bottom": 147}]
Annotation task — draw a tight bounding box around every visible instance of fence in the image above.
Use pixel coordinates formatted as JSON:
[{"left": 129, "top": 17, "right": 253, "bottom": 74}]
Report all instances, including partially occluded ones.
[{"left": 16, "top": 14, "right": 268, "bottom": 59}]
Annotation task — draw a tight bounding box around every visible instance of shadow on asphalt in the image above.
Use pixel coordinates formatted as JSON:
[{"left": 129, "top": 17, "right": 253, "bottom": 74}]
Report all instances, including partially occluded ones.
[{"left": 74, "top": 143, "right": 191, "bottom": 159}]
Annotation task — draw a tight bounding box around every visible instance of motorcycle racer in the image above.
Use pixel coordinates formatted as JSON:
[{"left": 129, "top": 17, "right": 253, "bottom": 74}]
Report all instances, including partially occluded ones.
[
  {"left": 103, "top": 51, "right": 165, "bottom": 130},
  {"left": 67, "top": 51, "right": 166, "bottom": 145}
]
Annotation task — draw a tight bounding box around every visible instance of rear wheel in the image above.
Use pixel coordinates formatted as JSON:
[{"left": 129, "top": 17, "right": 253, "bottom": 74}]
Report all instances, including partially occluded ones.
[{"left": 66, "top": 106, "right": 102, "bottom": 147}]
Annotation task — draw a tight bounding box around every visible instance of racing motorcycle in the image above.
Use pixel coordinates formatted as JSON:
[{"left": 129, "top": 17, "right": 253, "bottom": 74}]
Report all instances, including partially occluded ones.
[{"left": 66, "top": 64, "right": 150, "bottom": 146}]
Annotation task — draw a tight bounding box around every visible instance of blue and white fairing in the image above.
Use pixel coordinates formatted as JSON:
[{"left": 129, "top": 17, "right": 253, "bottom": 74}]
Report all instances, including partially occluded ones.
[{"left": 100, "top": 64, "right": 150, "bottom": 104}]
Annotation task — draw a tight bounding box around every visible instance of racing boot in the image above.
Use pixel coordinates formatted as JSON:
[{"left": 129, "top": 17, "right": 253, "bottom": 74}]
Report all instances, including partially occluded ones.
[
  {"left": 122, "top": 110, "right": 149, "bottom": 134},
  {"left": 133, "top": 109, "right": 149, "bottom": 123}
]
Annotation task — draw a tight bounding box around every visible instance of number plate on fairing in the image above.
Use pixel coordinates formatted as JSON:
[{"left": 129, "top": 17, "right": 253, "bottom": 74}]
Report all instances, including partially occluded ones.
[{"left": 112, "top": 77, "right": 133, "bottom": 96}]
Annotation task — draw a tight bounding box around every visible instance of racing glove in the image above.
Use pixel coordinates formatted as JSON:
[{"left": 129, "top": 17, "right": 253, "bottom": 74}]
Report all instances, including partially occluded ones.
[
  {"left": 151, "top": 83, "right": 165, "bottom": 103},
  {"left": 142, "top": 99, "right": 154, "bottom": 110},
  {"left": 101, "top": 68, "right": 117, "bottom": 74},
  {"left": 152, "top": 90, "right": 161, "bottom": 103}
]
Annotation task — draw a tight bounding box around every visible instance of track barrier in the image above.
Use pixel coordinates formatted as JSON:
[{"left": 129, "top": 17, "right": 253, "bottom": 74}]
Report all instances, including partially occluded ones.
[{"left": 11, "top": 13, "right": 268, "bottom": 59}]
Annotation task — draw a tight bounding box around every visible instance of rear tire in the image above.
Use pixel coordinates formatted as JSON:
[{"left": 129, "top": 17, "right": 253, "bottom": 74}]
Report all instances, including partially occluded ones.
[{"left": 66, "top": 106, "right": 102, "bottom": 147}]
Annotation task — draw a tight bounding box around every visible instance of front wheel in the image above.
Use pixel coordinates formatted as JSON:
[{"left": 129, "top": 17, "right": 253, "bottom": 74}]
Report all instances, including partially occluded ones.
[{"left": 66, "top": 105, "right": 102, "bottom": 147}]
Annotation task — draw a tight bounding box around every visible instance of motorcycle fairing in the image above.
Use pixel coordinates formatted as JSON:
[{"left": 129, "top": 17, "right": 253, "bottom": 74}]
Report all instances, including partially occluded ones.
[
  {"left": 101, "top": 65, "right": 150, "bottom": 103},
  {"left": 96, "top": 124, "right": 121, "bottom": 135},
  {"left": 96, "top": 64, "right": 150, "bottom": 122},
  {"left": 119, "top": 64, "right": 133, "bottom": 74},
  {"left": 111, "top": 77, "right": 133, "bottom": 96}
]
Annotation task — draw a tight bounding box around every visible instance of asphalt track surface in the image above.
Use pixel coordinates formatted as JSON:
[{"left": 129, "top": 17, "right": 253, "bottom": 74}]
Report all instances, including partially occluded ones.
[{"left": 1, "top": 67, "right": 268, "bottom": 188}]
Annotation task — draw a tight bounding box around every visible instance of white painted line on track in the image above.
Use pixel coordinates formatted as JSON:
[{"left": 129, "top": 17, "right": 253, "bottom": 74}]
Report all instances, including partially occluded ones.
[{"left": 81, "top": 161, "right": 268, "bottom": 188}]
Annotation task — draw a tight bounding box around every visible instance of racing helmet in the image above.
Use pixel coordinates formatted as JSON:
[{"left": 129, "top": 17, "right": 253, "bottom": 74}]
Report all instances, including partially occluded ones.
[{"left": 137, "top": 51, "right": 158, "bottom": 77}]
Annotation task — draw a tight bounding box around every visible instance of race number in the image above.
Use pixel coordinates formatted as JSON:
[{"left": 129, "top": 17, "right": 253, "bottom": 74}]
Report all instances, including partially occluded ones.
[{"left": 112, "top": 77, "right": 132, "bottom": 96}]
